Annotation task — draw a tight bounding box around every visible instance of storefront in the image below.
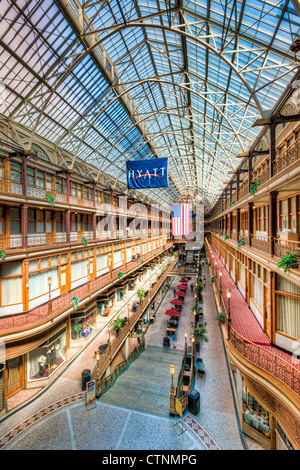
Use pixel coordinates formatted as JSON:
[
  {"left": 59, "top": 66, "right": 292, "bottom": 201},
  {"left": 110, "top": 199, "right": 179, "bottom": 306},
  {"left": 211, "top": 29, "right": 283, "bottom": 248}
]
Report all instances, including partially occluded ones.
[
  {"left": 27, "top": 328, "right": 67, "bottom": 381},
  {"left": 96, "top": 289, "right": 115, "bottom": 316},
  {"left": 70, "top": 309, "right": 96, "bottom": 341},
  {"left": 242, "top": 385, "right": 271, "bottom": 443}
]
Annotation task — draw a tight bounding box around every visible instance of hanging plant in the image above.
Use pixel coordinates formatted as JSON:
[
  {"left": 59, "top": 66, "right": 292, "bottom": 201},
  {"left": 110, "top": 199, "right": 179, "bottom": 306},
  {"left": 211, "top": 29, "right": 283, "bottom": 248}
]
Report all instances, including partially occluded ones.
[
  {"left": 118, "top": 235, "right": 122, "bottom": 239},
  {"left": 224, "top": 235, "right": 229, "bottom": 241},
  {"left": 216, "top": 212, "right": 219, "bottom": 216},
  {"left": 215, "top": 312, "right": 226, "bottom": 324},
  {"left": 154, "top": 252, "right": 157, "bottom": 256},
  {"left": 277, "top": 254, "right": 298, "bottom": 273},
  {"left": 45, "top": 194, "right": 55, "bottom": 207},
  {"left": 237, "top": 237, "right": 245, "bottom": 249},
  {"left": 141, "top": 259, "right": 144, "bottom": 264},
  {"left": 0, "top": 250, "right": 6, "bottom": 260},
  {"left": 207, "top": 262, "right": 211, "bottom": 267},
  {"left": 210, "top": 275, "right": 215, "bottom": 283},
  {"left": 81, "top": 236, "right": 88, "bottom": 247},
  {"left": 173, "top": 251, "right": 178, "bottom": 257},
  {"left": 71, "top": 296, "right": 80, "bottom": 310},
  {"left": 250, "top": 178, "right": 260, "bottom": 196},
  {"left": 118, "top": 271, "right": 124, "bottom": 278},
  {"left": 229, "top": 201, "right": 235, "bottom": 207}
]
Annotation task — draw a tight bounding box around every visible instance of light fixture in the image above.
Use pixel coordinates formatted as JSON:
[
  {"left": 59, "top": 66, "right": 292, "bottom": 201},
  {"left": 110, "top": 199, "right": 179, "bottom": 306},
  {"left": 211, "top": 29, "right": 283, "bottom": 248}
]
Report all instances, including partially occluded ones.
[
  {"left": 95, "top": 351, "right": 100, "bottom": 361},
  {"left": 170, "top": 364, "right": 175, "bottom": 376},
  {"left": 226, "top": 288, "right": 232, "bottom": 299},
  {"left": 219, "top": 270, "right": 222, "bottom": 277}
]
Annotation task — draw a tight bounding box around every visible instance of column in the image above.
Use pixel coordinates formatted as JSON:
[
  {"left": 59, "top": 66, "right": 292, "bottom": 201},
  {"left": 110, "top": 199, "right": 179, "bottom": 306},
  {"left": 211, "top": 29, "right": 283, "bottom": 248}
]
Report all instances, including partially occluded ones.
[
  {"left": 229, "top": 211, "right": 233, "bottom": 238},
  {"left": 21, "top": 154, "right": 27, "bottom": 197},
  {"left": 248, "top": 152, "right": 253, "bottom": 193},
  {"left": 66, "top": 210, "right": 71, "bottom": 244},
  {"left": 269, "top": 191, "right": 278, "bottom": 256},
  {"left": 236, "top": 170, "right": 240, "bottom": 201},
  {"left": 248, "top": 202, "right": 254, "bottom": 246},
  {"left": 269, "top": 122, "right": 276, "bottom": 179},
  {"left": 236, "top": 208, "right": 241, "bottom": 239},
  {"left": 21, "top": 204, "right": 28, "bottom": 249},
  {"left": 93, "top": 212, "right": 96, "bottom": 240}
]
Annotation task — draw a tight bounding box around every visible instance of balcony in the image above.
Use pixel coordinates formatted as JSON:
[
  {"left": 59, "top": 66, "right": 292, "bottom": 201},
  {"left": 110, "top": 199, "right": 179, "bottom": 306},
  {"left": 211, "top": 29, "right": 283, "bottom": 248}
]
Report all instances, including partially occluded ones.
[{"left": 0, "top": 243, "right": 173, "bottom": 336}]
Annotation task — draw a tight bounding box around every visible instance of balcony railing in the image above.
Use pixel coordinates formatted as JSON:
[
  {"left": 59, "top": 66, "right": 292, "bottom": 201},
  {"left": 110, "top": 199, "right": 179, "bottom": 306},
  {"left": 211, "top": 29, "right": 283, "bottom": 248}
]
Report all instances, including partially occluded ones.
[
  {"left": 229, "top": 325, "right": 300, "bottom": 396},
  {"left": 274, "top": 238, "right": 300, "bottom": 264},
  {"left": 206, "top": 238, "right": 300, "bottom": 397},
  {"left": 0, "top": 243, "right": 172, "bottom": 335}
]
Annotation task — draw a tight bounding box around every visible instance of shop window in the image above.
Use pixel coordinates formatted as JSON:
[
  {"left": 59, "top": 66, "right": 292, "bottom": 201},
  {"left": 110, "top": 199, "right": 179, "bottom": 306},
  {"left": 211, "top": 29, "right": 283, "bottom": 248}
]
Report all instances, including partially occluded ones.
[
  {"left": 84, "top": 186, "right": 93, "bottom": 200},
  {"left": 10, "top": 161, "right": 21, "bottom": 182},
  {"left": 70, "top": 311, "right": 96, "bottom": 341},
  {"left": 10, "top": 207, "right": 21, "bottom": 234},
  {"left": 27, "top": 330, "right": 66, "bottom": 381},
  {"left": 56, "top": 177, "right": 66, "bottom": 195},
  {"left": 56, "top": 212, "right": 66, "bottom": 232},
  {"left": 276, "top": 423, "right": 294, "bottom": 450},
  {"left": 242, "top": 385, "right": 271, "bottom": 439}
]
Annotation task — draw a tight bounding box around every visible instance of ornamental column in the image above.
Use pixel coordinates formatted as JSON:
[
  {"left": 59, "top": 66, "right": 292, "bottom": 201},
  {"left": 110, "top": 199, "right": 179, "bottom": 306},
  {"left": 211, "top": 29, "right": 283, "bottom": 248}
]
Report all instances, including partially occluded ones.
[{"left": 269, "top": 191, "right": 278, "bottom": 256}]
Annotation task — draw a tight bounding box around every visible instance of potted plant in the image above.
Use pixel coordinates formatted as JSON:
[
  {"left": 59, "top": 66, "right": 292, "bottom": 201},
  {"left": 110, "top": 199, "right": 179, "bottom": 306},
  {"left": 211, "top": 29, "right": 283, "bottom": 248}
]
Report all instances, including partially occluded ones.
[
  {"left": 192, "top": 323, "right": 209, "bottom": 353},
  {"left": 0, "top": 250, "right": 6, "bottom": 260},
  {"left": 277, "top": 254, "right": 298, "bottom": 273},
  {"left": 118, "top": 271, "right": 124, "bottom": 278},
  {"left": 250, "top": 178, "right": 260, "bottom": 196},
  {"left": 137, "top": 288, "right": 146, "bottom": 304},
  {"left": 224, "top": 235, "right": 229, "bottom": 241},
  {"left": 111, "top": 315, "right": 127, "bottom": 336},
  {"left": 81, "top": 236, "right": 88, "bottom": 247},
  {"left": 45, "top": 194, "right": 55, "bottom": 207},
  {"left": 210, "top": 275, "right": 215, "bottom": 283},
  {"left": 72, "top": 322, "right": 82, "bottom": 339},
  {"left": 237, "top": 237, "right": 245, "bottom": 249},
  {"left": 71, "top": 296, "right": 80, "bottom": 310},
  {"left": 215, "top": 312, "right": 226, "bottom": 324}
]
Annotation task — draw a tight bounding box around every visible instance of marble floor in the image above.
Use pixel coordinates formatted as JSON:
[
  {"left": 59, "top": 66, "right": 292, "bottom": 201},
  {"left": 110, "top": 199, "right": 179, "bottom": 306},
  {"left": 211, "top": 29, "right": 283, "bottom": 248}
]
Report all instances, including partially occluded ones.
[{"left": 0, "top": 266, "right": 246, "bottom": 451}]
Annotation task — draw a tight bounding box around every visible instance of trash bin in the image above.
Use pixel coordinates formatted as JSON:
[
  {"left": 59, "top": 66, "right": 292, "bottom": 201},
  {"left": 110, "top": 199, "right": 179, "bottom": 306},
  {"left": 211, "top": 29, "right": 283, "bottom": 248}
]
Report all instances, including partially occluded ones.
[
  {"left": 188, "top": 389, "right": 200, "bottom": 415},
  {"left": 82, "top": 369, "right": 91, "bottom": 391}
]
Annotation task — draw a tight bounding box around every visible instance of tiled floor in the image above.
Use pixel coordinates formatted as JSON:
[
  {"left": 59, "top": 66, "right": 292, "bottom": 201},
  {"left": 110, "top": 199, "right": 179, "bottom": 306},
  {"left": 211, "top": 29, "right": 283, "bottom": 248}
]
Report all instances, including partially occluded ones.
[{"left": 0, "top": 267, "right": 246, "bottom": 450}]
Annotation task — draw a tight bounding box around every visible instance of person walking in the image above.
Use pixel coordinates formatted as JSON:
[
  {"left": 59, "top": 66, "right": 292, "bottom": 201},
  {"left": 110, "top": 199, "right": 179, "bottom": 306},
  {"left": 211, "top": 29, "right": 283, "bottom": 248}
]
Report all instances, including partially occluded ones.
[
  {"left": 173, "top": 288, "right": 176, "bottom": 298},
  {"left": 191, "top": 283, "right": 194, "bottom": 292}
]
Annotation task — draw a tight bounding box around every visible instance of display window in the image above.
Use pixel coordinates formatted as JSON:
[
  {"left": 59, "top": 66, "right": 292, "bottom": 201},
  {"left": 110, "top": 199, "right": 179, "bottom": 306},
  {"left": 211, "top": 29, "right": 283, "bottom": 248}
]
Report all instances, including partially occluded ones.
[
  {"left": 276, "top": 423, "right": 294, "bottom": 450},
  {"left": 27, "top": 330, "right": 66, "bottom": 381},
  {"left": 70, "top": 310, "right": 96, "bottom": 341},
  {"left": 242, "top": 385, "right": 271, "bottom": 439}
]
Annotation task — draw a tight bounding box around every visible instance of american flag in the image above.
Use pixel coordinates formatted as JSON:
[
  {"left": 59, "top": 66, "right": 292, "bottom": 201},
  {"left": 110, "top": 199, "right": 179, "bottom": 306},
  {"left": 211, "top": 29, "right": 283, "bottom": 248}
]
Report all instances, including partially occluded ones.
[{"left": 171, "top": 204, "right": 190, "bottom": 236}]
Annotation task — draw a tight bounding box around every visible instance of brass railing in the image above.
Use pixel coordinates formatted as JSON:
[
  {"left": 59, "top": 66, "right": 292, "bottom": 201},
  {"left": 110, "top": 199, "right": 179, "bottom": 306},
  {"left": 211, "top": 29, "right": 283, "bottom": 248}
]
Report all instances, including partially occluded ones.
[
  {"left": 274, "top": 238, "right": 300, "bottom": 264},
  {"left": 92, "top": 256, "right": 178, "bottom": 395}
]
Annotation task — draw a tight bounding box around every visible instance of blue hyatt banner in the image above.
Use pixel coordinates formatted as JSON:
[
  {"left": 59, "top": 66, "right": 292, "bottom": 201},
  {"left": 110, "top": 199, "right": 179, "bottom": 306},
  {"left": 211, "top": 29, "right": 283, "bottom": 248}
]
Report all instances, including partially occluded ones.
[{"left": 126, "top": 158, "right": 169, "bottom": 189}]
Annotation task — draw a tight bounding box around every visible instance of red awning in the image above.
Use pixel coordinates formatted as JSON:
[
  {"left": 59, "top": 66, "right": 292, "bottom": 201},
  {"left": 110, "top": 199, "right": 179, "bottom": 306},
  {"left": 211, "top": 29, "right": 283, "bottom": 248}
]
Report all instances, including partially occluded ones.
[{"left": 175, "top": 291, "right": 186, "bottom": 296}]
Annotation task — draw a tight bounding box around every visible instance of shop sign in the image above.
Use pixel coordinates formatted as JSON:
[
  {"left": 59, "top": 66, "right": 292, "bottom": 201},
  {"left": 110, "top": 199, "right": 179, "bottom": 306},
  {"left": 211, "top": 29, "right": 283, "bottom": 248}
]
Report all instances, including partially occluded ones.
[{"left": 86, "top": 380, "right": 96, "bottom": 410}]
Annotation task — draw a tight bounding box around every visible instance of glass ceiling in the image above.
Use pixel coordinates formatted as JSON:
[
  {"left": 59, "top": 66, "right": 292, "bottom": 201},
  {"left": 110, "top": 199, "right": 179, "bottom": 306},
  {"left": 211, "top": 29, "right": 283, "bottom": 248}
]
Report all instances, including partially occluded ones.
[{"left": 0, "top": 0, "right": 299, "bottom": 207}]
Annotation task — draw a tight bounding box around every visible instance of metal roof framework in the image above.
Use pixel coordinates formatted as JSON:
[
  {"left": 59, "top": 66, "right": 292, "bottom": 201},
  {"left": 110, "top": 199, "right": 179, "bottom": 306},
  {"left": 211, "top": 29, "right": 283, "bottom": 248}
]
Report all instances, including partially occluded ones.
[{"left": 0, "top": 0, "right": 299, "bottom": 208}]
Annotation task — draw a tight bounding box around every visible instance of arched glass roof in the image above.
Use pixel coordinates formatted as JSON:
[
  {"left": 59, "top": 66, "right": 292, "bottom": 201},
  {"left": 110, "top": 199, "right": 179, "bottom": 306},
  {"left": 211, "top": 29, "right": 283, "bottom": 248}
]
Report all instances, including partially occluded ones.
[{"left": 0, "top": 0, "right": 299, "bottom": 207}]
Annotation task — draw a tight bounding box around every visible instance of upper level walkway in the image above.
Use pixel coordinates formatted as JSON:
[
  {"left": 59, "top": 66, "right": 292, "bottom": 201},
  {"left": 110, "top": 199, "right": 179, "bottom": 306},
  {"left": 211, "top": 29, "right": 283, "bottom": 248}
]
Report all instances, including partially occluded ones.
[{"left": 208, "top": 242, "right": 300, "bottom": 397}]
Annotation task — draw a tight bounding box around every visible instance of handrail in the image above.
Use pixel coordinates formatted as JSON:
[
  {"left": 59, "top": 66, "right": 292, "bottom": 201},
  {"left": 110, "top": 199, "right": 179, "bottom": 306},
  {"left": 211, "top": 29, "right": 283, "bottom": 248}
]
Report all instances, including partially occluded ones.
[
  {"left": 97, "top": 337, "right": 146, "bottom": 397},
  {"left": 0, "top": 243, "right": 173, "bottom": 336},
  {"left": 228, "top": 324, "right": 300, "bottom": 396},
  {"left": 92, "top": 256, "right": 178, "bottom": 395},
  {"left": 206, "top": 238, "right": 300, "bottom": 396}
]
